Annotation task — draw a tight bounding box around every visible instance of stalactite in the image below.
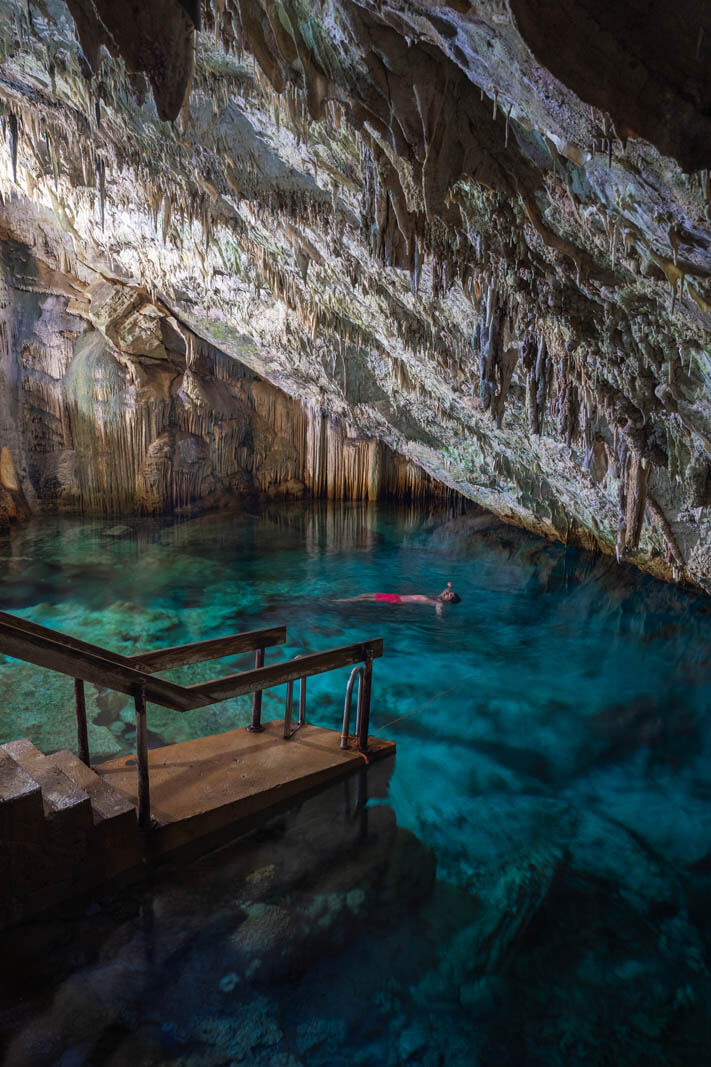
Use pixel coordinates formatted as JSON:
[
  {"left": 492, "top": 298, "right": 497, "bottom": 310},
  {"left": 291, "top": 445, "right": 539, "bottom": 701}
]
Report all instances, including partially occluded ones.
[
  {"left": 552, "top": 344, "right": 580, "bottom": 447},
  {"left": 8, "top": 112, "right": 18, "bottom": 183},
  {"left": 615, "top": 432, "right": 630, "bottom": 563},
  {"left": 534, "top": 336, "right": 551, "bottom": 435},
  {"left": 492, "top": 339, "right": 519, "bottom": 429},
  {"left": 478, "top": 283, "right": 500, "bottom": 411},
  {"left": 522, "top": 331, "right": 539, "bottom": 433},
  {"left": 95, "top": 154, "right": 105, "bottom": 229},
  {"left": 301, "top": 402, "right": 455, "bottom": 502},
  {"left": 624, "top": 452, "right": 649, "bottom": 552},
  {"left": 646, "top": 494, "right": 685, "bottom": 579}
]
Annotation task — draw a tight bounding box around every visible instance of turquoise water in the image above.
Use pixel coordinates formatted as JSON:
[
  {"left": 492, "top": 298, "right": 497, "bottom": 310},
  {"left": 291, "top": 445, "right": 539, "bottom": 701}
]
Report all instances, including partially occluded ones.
[{"left": 1, "top": 502, "right": 711, "bottom": 1065}]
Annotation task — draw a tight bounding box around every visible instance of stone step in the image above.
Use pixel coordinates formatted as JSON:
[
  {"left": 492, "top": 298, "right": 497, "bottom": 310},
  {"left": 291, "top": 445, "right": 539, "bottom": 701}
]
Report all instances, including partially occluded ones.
[
  {"left": 0, "top": 747, "right": 44, "bottom": 836},
  {"left": 47, "top": 749, "right": 136, "bottom": 826},
  {"left": 0, "top": 748, "right": 45, "bottom": 928},
  {"left": 1, "top": 739, "right": 92, "bottom": 830}
]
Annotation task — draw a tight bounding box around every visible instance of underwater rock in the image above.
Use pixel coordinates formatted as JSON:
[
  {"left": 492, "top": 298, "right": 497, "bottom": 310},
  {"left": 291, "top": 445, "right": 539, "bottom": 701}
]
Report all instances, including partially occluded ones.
[
  {"left": 444, "top": 839, "right": 562, "bottom": 979},
  {"left": 101, "top": 525, "right": 132, "bottom": 538},
  {"left": 224, "top": 816, "right": 435, "bottom": 983},
  {"left": 566, "top": 809, "right": 680, "bottom": 916},
  {"left": 295, "top": 1016, "right": 345, "bottom": 1056}
]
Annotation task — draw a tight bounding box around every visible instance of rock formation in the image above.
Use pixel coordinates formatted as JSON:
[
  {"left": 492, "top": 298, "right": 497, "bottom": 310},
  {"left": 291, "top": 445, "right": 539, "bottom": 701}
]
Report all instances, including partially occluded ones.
[
  {"left": 0, "top": 1, "right": 710, "bottom": 588},
  {"left": 0, "top": 198, "right": 450, "bottom": 515}
]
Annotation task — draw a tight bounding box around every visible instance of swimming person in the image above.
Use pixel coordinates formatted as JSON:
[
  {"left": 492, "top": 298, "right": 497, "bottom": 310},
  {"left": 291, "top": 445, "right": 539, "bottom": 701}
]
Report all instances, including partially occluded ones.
[{"left": 339, "top": 582, "right": 461, "bottom": 614}]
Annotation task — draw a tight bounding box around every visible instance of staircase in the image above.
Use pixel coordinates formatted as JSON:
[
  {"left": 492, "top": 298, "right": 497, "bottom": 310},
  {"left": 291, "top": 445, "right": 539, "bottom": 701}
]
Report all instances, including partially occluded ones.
[{"left": 0, "top": 740, "right": 137, "bottom": 927}]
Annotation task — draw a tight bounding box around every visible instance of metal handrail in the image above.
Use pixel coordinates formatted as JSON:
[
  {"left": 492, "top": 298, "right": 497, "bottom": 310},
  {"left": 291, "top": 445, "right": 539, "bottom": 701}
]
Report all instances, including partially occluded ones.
[{"left": 340, "top": 664, "right": 364, "bottom": 749}]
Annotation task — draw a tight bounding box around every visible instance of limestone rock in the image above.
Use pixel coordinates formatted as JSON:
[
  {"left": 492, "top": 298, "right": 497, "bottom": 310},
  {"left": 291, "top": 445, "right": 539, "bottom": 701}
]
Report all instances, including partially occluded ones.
[{"left": 0, "top": 0, "right": 709, "bottom": 588}]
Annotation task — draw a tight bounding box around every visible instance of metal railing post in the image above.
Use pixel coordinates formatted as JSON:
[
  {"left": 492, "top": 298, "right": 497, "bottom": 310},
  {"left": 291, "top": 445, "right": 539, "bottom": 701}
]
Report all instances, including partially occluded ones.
[
  {"left": 134, "top": 681, "right": 151, "bottom": 830},
  {"left": 248, "top": 647, "right": 265, "bottom": 732},
  {"left": 284, "top": 656, "right": 306, "bottom": 739},
  {"left": 74, "top": 678, "right": 90, "bottom": 766},
  {"left": 357, "top": 655, "right": 373, "bottom": 753},
  {"left": 283, "top": 679, "right": 294, "bottom": 738},
  {"left": 299, "top": 676, "right": 306, "bottom": 727}
]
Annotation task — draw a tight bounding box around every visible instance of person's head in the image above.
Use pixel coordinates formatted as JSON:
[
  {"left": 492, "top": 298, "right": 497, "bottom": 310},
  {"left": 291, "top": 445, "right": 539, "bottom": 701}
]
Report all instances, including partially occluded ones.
[{"left": 438, "top": 581, "right": 461, "bottom": 604}]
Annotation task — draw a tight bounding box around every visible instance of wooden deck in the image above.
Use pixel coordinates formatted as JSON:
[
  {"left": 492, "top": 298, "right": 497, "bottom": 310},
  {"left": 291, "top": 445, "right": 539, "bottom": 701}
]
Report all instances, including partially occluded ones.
[{"left": 96, "top": 722, "right": 395, "bottom": 853}]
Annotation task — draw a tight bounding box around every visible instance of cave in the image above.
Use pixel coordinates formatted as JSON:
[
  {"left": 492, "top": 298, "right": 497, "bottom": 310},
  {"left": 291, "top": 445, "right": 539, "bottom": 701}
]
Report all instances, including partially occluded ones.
[{"left": 0, "top": 1, "right": 711, "bottom": 1064}]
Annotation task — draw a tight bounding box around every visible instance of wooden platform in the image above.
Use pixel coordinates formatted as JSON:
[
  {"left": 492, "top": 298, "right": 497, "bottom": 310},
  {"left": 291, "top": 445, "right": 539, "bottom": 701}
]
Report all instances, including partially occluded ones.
[
  {"left": 95, "top": 722, "right": 396, "bottom": 853},
  {"left": 0, "top": 724, "right": 395, "bottom": 928}
]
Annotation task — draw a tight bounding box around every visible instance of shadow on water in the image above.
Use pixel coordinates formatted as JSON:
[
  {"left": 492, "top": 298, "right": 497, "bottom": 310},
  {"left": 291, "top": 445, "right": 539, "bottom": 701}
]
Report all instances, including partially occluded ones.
[
  {"left": 1, "top": 502, "right": 711, "bottom": 1065},
  {"left": 0, "top": 770, "right": 443, "bottom": 1067}
]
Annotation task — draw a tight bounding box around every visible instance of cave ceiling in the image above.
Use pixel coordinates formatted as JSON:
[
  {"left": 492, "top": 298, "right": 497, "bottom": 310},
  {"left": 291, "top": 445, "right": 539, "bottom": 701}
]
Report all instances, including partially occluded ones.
[{"left": 1, "top": 0, "right": 711, "bottom": 587}]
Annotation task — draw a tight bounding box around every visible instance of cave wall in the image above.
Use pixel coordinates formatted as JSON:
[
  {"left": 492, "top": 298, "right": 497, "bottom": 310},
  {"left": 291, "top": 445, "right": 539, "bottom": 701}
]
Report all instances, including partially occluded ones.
[
  {"left": 0, "top": 1, "right": 709, "bottom": 587},
  {"left": 0, "top": 243, "right": 448, "bottom": 518}
]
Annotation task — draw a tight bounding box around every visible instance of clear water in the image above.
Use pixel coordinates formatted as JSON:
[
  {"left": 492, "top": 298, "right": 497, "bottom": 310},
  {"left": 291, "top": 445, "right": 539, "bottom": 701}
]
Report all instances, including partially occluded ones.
[{"left": 1, "top": 502, "right": 711, "bottom": 1066}]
